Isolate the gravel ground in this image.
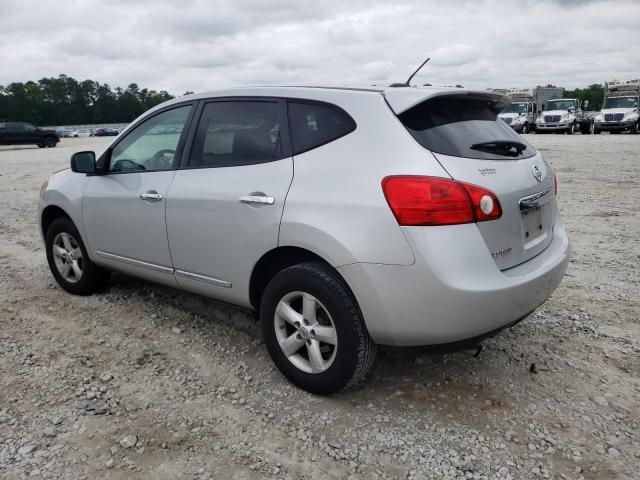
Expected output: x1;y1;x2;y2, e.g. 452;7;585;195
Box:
0;134;638;480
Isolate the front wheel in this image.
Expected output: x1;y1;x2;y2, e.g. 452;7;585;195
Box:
591;122;601;135
633;121;640;134
45;218;110;295
261;262;376;395
567;123;576;135
45;137;57;148
521;123;529;134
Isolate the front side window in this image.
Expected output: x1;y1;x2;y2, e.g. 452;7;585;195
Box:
23;123;37;131
189;101;282;168
289;101;356;155
108;105;191;173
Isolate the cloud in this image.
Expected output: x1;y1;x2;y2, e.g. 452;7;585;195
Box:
0;0;638;94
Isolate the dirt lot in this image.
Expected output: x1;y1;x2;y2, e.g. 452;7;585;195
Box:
0;134;638;480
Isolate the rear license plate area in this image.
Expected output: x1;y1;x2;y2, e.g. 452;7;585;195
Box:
521;206;544;241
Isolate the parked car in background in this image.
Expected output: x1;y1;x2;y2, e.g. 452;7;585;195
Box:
56;128;75;138
38;86;569;394
71;129;92;138
0;122;59;148
91;128;119;137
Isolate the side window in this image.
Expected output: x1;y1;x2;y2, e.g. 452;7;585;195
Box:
189;101;281;168
24;124;37;131
289;101;356;155
108;105;192;173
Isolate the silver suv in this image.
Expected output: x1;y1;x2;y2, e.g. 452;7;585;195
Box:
38;86;570;394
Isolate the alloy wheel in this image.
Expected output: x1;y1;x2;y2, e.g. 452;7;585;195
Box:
274;291;338;374
52;232;83;283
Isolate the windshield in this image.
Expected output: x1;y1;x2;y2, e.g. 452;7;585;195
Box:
501;103;528;114
603;96;638;109
545;100;576;111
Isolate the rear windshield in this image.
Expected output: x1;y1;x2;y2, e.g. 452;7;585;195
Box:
398;95;536;160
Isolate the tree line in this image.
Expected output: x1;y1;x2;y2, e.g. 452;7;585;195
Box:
0;74;610;126
563;84;605;111
0;74;176;126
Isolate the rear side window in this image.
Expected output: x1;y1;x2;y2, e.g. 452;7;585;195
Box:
189;101;282;168
398;95;536;160
289;101;356;155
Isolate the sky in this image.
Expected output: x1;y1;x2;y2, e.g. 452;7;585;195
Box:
1;0;639;95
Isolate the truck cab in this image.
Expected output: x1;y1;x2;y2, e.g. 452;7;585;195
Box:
535;98;591;134
592;79;640;134
498;101;535;134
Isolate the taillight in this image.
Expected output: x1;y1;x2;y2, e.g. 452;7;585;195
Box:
381;176;502;226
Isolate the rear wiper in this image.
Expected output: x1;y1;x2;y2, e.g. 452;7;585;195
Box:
471;140;526;156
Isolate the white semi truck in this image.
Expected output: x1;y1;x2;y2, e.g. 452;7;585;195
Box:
496;87;563;134
592;79;640;134
535;97;592;134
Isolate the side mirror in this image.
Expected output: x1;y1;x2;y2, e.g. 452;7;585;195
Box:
70;151;96;174
583;100;589;109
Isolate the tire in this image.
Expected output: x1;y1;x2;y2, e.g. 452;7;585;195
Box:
521;123;529;134
633;121;640;135
567;123;575;135
45;218;110;295
45;136;57;148
260;262;376;395
591;122;600;135
580;122;590;135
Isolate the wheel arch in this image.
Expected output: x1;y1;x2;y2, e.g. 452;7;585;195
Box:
41;205;73;237
250;246;341;311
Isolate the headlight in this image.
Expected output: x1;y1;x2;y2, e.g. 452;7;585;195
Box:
624;112;638;121
39;179;48;199
595;115;604;122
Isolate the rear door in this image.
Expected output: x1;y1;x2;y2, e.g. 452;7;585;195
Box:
393;92;555;270
5;123;26;144
165;98;293;306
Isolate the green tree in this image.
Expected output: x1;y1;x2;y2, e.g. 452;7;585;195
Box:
0;74;176;125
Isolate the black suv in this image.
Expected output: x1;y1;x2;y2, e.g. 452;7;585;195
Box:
0;122;60;148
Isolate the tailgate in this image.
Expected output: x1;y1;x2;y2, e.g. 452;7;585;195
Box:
433;152;555;270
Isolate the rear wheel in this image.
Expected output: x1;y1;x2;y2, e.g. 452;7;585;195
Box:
45;136;57;148
633;121;640;134
45;218;110;295
260;262;376;395
591;122;600;135
580;122;590;135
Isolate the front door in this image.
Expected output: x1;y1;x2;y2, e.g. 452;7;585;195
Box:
82;104;194;285
166;99;293;306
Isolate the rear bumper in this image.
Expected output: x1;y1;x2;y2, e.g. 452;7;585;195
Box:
338;215;570;347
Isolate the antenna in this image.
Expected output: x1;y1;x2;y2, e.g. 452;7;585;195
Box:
405;57;430;86
389;58;431;87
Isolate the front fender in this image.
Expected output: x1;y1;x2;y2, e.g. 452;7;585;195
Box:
39;169;89;248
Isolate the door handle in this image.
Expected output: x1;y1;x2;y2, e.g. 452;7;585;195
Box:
140;191;163;202
239;195;275;205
